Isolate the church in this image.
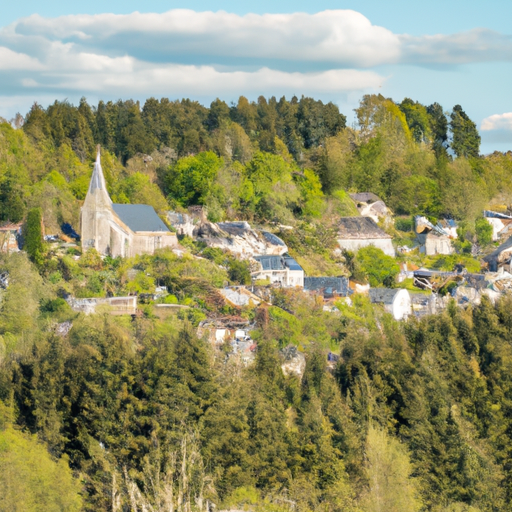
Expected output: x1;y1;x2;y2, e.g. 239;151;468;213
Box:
81;147;177;257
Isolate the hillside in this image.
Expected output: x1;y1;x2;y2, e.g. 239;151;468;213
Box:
1;94;512;511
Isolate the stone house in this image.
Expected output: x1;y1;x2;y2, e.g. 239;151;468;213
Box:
415;216;454;256
252;255;304;287
337;217;395;257
81;148;177;257
369;288;411;320
350;193;391;224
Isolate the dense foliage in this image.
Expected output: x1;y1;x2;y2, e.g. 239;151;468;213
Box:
1;92;512;510
2;247;512;510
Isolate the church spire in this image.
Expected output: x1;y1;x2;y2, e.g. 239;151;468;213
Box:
85;145;112;205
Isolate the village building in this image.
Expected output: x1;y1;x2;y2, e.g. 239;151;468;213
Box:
337;217;395;257
415;216;454;256
252;255;304;287
483;237;512;272
369;288;411;320
0;221;22;253
483;211;512;241
350;193;391;224
81;147;177;257
303;276;350;299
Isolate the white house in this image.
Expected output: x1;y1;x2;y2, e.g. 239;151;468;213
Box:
369;288;411;320
252;255;304;287
337;217;395;257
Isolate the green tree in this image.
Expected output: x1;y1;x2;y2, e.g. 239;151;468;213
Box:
449;105;480;159
475;217;493;246
24;208;45;265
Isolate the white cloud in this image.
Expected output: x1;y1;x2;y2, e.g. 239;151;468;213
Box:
7;10;401;68
400;29;512;65
25;62;384;96
481;113;512;131
0;46;42;70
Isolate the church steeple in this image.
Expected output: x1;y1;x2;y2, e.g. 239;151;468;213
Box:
85;145;112;206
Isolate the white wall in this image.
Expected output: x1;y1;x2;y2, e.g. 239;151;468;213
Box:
337;238;395;257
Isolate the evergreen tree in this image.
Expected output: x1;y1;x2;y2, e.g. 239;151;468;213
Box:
449;105;481;159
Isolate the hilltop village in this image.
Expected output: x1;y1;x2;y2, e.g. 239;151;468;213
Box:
4;95;512;511
4;146;512;365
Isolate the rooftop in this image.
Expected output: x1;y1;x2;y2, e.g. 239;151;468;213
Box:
254;255;303;272
304;277;350;296
338;217;391;239
112;204;170;233
369;288;401;304
350;192;381;203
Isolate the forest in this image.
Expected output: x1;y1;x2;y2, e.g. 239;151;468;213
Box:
1;93;512;511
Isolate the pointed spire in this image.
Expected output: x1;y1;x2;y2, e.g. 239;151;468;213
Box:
86;144;112;204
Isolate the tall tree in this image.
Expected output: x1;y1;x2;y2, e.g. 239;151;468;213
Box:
449;105;481;159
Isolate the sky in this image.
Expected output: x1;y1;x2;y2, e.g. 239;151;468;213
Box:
1;0;511;154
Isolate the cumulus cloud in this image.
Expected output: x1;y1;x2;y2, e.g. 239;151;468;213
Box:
0;46;42;70
5;10;401;68
0;8;511;117
481;113;512;131
20;61;384;96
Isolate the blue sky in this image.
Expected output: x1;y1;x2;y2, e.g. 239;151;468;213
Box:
1;0;511;154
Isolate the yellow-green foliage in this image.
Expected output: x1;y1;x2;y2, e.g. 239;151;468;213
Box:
0;403;82;512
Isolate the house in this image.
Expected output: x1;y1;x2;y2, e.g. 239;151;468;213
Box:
219;286;262;307
483;237;512;272
337;217;395;257
81;147;177;257
252;255;304;287
369;288;411;320
350;193;391;224
415;216;454;255
484;210;512;241
303;276;350;299
0;221;22;253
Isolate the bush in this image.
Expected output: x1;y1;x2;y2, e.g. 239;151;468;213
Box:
356;246;400;287
475;217;493;246
395;217;414;232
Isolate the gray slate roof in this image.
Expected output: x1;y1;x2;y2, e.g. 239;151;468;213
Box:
304;277;349;296
112;204;170;233
369;288;400;304
338;217;391;239
350;192;381;203
254;255;303;272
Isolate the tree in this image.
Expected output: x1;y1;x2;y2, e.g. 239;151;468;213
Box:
475;217;493;246
361;425;422;512
449;105;480;159
24;208;45;265
356;246;399;287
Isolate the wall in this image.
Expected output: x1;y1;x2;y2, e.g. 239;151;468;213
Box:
389;289;411;320
337;238;395;257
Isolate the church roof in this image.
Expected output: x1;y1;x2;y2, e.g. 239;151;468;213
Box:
112;204;170;233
